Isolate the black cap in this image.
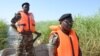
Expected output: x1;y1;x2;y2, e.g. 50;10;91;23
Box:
59;13;72;21
22;2;30;7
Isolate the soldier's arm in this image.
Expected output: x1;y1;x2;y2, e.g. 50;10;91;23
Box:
31;13;41;37
48;33;59;56
11;12;21;30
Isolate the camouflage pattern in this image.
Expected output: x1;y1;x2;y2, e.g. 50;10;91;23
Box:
16;34;35;56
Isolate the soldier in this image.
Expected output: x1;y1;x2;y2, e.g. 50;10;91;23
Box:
11;2;41;56
48;13;82;56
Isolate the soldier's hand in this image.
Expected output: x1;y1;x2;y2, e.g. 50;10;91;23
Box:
37;32;41;37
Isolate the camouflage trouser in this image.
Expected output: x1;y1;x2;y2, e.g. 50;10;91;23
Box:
16;34;35;56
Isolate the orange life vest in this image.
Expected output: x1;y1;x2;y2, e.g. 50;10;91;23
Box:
50;25;79;56
16;11;35;33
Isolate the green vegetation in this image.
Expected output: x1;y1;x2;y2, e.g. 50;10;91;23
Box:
36;21;59;43
73;14;100;56
0;20;8;50
0;13;100;56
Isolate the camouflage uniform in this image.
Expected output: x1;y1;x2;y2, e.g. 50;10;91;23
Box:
11;12;41;56
17;32;35;56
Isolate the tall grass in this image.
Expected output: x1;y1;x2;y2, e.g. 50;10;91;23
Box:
73;15;100;56
0;20;8;50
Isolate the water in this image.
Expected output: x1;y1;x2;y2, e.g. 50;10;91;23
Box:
7;26;21;48
0;26;20;56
